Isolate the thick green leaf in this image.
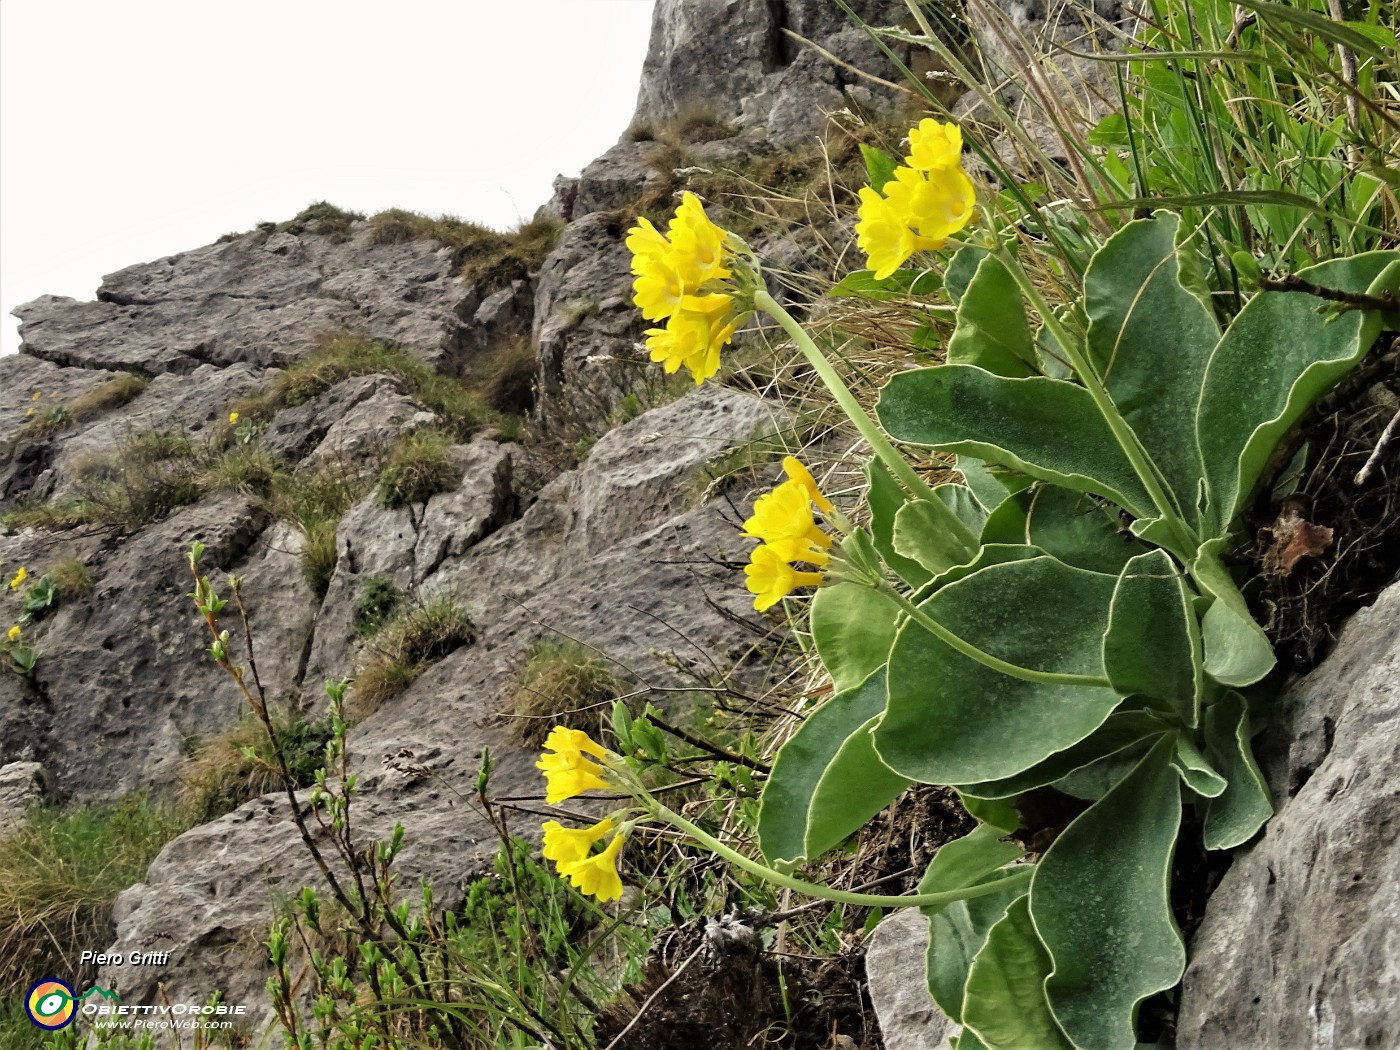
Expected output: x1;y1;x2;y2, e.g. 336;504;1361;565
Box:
1172;735;1227;798
867;460;934;588
959;793;1020;833
962;896;1074;1050
1202;691;1273;850
936;482;991;536
810;583;898;693
876;557;1122;784
954;710;1169;800
947;254;1038;378
921;826;1028;1023
1103;549;1203;725
877;365;1156;518
1085;214;1220;518
1197;251;1398;529
827;267;943;301
981;484;1148;575
912;544;1048;604
860;143;898;193
894;497;983;577
1031;734;1185;1050
757;669;910;870
1191;538;1275;688
945;245;988;305
956;456;1011;514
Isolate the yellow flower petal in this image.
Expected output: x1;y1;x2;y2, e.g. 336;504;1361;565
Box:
781;457;834;515
542;817;615;866
745;545;824;612
7;625;21;642
8;567;27;591
906;119;963;172
559;833;626;902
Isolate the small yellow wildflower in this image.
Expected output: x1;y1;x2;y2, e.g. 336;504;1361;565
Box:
228;411;239;425
856;119;976;279
30;391;41;401
25;408;34;417
9;567;27;591
644;293;737;385
542;816;616;866
746;545;826;612
7;625;20;643
742;481;833;565
536;726;614;804
779;456;834;515
905;118;963;172
558;833;626;902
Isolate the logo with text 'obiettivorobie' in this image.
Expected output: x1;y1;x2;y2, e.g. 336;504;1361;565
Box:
24;979;120;1030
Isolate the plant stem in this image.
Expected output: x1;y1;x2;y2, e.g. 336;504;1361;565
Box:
878;582;1113;688
990;247;1198;555
653;800;1031;909
753;289;979;557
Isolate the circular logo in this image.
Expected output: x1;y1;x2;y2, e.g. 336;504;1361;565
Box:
25;979;76;1030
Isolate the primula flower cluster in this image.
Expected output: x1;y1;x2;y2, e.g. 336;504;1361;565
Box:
743;458;835;611
536;727;629;902
856;119;976;280
627;192;742;385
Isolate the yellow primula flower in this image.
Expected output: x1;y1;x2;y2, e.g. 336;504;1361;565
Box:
7;625;20;643
856;186;936;282
780;456;835;515
645;293;737;385
536;726;615;804
8;567;27;591
228;411;239;425
627;192;733;324
558;833;626;902
906;118;963;172
30;391;41;401
881;165;976;246
745;545;825;611
542;816;616;866
627;218;688;321
669;192;731;286
742;480;833;565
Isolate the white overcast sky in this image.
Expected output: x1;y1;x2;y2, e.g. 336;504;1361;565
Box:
0;0;657;355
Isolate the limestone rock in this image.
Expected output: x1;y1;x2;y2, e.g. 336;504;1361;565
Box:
865;909;958;1050
0;760;46;838
1176;581;1400;1049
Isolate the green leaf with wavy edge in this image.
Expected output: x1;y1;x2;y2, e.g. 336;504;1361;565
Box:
1202;691;1273;850
1032;733;1185;1050
911;544;1048;606
810;582;899;694
867;460;934;589
945;245;988;305
1197;251;1398;531
920;825;1027;1023
958;793;1020;833
827;267;942;302
962;895;1074;1050
860;143;898;193
1191;538;1275;687
1173;735;1227;798
954;710;1169;800
1084;213;1220;524
981;484;1149;576
757;668;910;870
876;556;1122;785
956;456;1011;514
1103;549;1203;726
947;254;1039;378
877;365;1156;519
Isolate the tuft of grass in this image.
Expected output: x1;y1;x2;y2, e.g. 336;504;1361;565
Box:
476;336;538;416
263;458;370;600
376;427;458;508
509;640;624;748
366;208;563;290
64;431;202;531
255;329;498;440
2;500;93;532
353;593;474;712
354;575;405;638
202;442;284;495
177;712;335;825
48;557;94;601
277;200;365;240
0;795;188;999
12;373;147;441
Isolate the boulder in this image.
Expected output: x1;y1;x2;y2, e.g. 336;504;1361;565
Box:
1176;581;1400;1049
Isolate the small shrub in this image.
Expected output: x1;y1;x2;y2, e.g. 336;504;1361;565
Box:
0;795;187;998
278;201;365;239
177;712;335;825
69;431;202;532
353;593;474;711
376;428;457;508
509;640;624;748
354;575;404;638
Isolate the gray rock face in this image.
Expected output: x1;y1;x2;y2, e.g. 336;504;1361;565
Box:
1176;581;1400;1050
633;0;912;146
0;760;46;838
13;224;473;376
865;909;958;1050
